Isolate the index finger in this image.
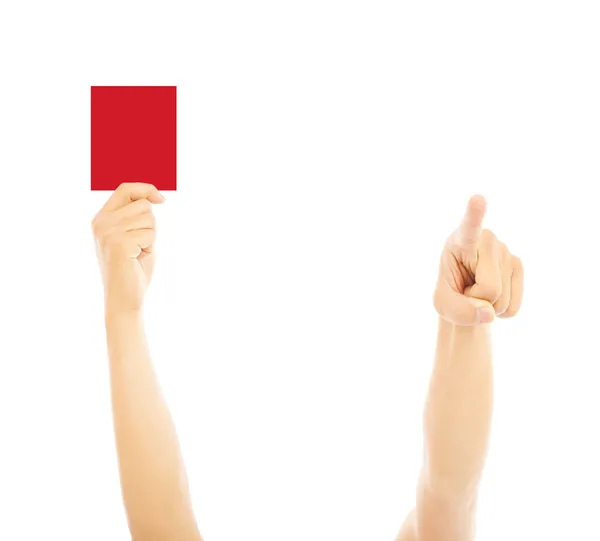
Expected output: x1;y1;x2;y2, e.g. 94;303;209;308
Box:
458;194;487;245
101;182;165;211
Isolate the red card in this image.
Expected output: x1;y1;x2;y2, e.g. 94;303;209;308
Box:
91;86;177;191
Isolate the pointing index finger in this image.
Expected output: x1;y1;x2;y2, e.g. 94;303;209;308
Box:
101;182;166;211
458;194;486;245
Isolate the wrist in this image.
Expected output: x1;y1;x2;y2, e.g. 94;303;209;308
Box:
104;305;146;356
104;287;144;315
438;316;492;349
104;302;144;324
439;315;492;333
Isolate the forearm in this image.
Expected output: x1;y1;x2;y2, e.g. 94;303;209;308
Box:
397;196;521;541
105;306;200;540
421;317;493;499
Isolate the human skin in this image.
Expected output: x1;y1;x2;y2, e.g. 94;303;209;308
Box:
92;183;203;541
92;185;522;540
396;195;524;541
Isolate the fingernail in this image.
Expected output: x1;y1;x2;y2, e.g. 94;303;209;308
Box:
478;308;495;324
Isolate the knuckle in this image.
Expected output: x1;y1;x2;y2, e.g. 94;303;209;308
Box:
480;281;502;302
512;255;523;271
480;229;496;242
141;199;153;212
494;299;510;315
479;229;499;250
91;215;105;239
491;283;503;301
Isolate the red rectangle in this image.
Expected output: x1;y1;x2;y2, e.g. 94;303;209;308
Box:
91;86;177;190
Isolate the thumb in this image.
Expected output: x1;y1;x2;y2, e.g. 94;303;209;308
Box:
434;285;496;326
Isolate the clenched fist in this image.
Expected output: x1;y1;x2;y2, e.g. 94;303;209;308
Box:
433;195;524;326
92;182;165;311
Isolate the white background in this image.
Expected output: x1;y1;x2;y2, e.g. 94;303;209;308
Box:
1;1;600;540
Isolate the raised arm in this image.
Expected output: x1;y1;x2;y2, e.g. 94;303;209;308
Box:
396;195;524;541
92;183;203;541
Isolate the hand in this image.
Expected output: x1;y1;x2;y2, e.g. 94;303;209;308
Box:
92;182;165;312
433;195;524;326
